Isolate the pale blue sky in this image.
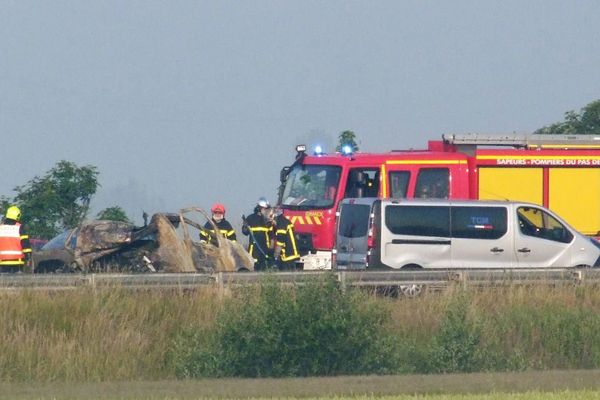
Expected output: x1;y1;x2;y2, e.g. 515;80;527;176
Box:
2;1;599;226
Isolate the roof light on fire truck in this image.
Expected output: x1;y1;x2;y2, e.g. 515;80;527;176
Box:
296;144;307;153
313;145;324;155
342;145;353;155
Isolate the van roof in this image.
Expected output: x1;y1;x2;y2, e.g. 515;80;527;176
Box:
340;197;541;208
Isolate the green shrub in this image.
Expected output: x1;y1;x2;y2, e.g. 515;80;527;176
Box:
424;292;484;373
170;274;400;377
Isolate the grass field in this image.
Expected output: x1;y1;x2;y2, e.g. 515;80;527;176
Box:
1;370;600;399
2;280;600;397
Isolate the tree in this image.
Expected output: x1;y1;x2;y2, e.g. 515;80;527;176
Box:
535;99;600;135
335;130;360;153
96;206;131;223
12;161;99;239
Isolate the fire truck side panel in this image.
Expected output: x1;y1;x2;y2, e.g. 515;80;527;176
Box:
478;167;544;205
383;156;469;199
549;168;600;236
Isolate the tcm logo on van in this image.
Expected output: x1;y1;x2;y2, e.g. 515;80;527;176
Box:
291;212;323;225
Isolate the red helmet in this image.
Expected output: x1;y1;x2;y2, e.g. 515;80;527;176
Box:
211;203;225;214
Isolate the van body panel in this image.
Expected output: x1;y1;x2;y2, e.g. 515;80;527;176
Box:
334;198;600;270
449;204;516;268
334;199;377;270
383;238;451;269
514;234;571;267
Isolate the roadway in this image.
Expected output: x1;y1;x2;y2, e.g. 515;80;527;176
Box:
1;268;599;292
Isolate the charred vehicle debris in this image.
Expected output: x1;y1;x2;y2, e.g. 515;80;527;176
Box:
32;208;254;274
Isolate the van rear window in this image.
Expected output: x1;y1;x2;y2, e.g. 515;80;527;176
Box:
385;206;450;237
339;204;371;238
451;206;507;239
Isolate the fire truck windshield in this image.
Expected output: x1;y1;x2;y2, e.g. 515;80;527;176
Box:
281;165;342;210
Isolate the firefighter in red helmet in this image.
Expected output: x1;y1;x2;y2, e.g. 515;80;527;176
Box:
200;203;237;246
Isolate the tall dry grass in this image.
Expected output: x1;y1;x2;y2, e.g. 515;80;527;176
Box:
385;284;600;372
1;281;600;382
0;287;220;382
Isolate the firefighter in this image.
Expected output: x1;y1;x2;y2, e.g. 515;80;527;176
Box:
242;197;274;271
273;206;299;270
200;203;237;246
0;206;32;273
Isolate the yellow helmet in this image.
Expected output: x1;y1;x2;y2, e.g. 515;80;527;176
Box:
6;206;21;221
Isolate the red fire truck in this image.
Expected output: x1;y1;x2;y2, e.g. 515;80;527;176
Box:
277;134;600;270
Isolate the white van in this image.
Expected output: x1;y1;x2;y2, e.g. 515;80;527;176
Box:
333;198;600;270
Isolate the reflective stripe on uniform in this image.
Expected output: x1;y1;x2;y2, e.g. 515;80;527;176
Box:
0;250;23;255
249;227;270;232
0;259;25;266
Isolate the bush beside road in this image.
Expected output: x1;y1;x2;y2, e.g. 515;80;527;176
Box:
2;278;600;382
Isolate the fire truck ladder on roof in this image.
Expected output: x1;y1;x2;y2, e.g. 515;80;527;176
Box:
442;133;600;150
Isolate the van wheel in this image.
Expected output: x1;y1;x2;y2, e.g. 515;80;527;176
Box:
400;264;424;297
572;264;592;269
401;264;423;270
399;284;423;297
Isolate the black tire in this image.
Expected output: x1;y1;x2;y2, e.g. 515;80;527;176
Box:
401;263;423;270
400;264;424;297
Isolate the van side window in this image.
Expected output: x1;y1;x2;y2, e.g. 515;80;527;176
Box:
344;169;380;198
389;171;410;198
385;206;450;237
517;207;574;243
415;168;449;199
339;204;371;238
451;206;507;239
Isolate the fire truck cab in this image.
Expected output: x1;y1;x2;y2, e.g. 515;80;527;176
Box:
277;134;600;270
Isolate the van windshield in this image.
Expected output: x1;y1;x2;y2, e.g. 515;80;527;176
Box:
281;165;342;210
338;204;371;238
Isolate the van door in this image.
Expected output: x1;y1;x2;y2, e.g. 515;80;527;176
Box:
515;206;574;268
380;204;451;269
335;200;373;270
450;205;516;268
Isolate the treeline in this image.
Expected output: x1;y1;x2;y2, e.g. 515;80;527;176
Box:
0;161;130;239
1;277;600;382
534;99;600;135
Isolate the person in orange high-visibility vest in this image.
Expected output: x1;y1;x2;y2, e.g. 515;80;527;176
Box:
0;206;32;273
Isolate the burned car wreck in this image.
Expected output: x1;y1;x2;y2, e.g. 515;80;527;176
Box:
33;208;254;273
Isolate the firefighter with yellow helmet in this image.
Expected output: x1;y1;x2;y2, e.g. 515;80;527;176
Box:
0;206;32;272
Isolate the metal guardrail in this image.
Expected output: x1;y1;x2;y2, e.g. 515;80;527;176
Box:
1;269;600;292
